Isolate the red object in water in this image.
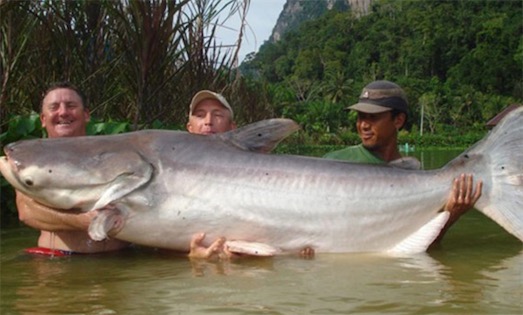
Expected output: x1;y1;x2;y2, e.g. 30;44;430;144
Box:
24;247;75;257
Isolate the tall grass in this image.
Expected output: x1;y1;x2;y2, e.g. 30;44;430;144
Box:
0;0;269;133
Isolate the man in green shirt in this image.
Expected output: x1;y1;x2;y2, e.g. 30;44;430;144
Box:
324;80;482;246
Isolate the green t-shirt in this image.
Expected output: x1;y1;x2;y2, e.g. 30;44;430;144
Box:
323;144;385;165
323;144;421;170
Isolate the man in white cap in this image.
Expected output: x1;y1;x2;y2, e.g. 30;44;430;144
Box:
185;91;319;258
185;90;238;258
324;80;483;247
186;90;236;135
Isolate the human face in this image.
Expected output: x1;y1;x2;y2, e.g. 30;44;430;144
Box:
356;111;404;151
40;88;90;138
186;99;236;135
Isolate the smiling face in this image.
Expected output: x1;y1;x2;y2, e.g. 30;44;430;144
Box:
356;111;405;155
40;88;90;138
186;99;236;135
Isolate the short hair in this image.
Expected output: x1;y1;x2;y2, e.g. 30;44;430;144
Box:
40;81;88;111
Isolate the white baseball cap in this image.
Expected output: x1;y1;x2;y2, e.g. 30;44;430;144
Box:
189;90;234;118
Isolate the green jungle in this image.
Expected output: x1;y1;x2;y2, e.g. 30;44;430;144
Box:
0;0;522;224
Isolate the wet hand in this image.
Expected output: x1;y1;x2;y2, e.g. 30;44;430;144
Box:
444;174;483;222
299;246;315;258
188;233;231;260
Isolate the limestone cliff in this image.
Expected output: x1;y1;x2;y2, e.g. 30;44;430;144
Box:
269;0;373;42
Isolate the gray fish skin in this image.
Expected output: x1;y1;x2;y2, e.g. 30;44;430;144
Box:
1;110;522;255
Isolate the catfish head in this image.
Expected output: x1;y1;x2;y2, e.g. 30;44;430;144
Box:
0;135;153;211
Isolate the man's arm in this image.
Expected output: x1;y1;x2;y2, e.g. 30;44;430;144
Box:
16;191;95;231
430;174;483;247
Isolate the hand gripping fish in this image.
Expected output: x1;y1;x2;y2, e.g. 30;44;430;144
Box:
1;107;522;255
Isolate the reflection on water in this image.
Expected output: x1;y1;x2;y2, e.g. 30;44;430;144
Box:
1;149;522;314
1;217;521;315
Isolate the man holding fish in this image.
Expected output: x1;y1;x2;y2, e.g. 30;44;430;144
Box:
16;82;130;256
323;80;482;246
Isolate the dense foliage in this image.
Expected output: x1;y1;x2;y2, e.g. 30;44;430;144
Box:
2;0;521;143
1;0;522;224
242;0;522;142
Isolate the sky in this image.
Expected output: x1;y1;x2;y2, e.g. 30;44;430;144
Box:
214;0;287;63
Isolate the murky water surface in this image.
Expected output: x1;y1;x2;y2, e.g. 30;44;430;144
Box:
1;149;522;314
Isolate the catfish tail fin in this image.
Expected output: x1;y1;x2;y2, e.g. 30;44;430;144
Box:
466;106;523;241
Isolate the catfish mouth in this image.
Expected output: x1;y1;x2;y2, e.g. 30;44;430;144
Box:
0;155;15;174
1;146;25;174
0;156;17;186
0;154;31;192
2;143;21;172
3;152;21;172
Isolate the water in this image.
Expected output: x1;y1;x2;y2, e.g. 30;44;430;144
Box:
1;149;522;315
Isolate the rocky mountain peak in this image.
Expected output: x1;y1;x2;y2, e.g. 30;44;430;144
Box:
270;0;373;42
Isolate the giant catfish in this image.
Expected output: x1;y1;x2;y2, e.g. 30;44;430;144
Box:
1;107;522;255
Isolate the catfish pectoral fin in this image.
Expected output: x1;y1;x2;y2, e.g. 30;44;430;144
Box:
88;206;125;241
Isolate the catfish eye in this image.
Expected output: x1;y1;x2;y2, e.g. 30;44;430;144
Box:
25;179;34;186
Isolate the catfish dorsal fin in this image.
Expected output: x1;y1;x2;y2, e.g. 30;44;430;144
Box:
218;118;300;153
